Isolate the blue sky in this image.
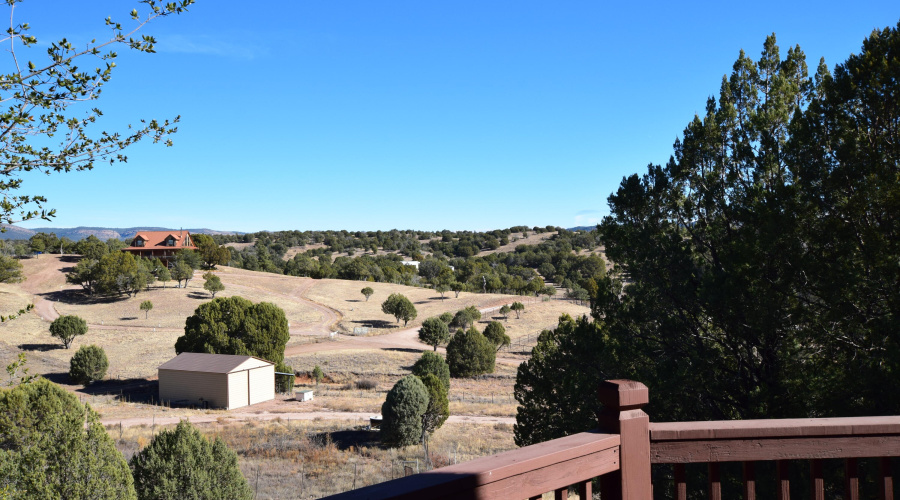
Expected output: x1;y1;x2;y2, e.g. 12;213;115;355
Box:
12;1;899;232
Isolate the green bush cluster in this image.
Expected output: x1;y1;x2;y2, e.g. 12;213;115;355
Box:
446;326;496;378
380;375;428;447
130;421;252;500
69;345;109;385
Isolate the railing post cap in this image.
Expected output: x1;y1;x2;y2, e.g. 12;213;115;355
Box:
598;379;649;410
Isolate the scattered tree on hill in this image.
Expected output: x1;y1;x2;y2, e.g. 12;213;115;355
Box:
69;345;109;385
96;252;139;296
446;327;496;378
510;302;525;319
566;285;589;305
439;311;454;324
418;317;450;351
75;236;109;261
158;267;172;288
130;420;252;500
193;234;232;269
418;260;446;281
66;255;160;297
419;374;449;429
452;305;481;329
50;315;88;349
175;297;290;364
361;286;374;301
381;293;417;326
527;277;546;296
499;304;511;321
418;372;449;464
411;351;450;390
381;375;429;448
435;284;450;300
0;378;137;498
171;261;193;288
203;272;224;298
312;365;324;387
483;321;510;351
450;281;466;298
0;255;24;283
66;259;99;295
175;249;202;272
140;300;153;319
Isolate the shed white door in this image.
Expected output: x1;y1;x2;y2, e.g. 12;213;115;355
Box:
248;365;275;405
227;371;250;409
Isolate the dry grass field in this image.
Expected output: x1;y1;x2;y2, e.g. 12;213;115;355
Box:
110;418;524;499
0;253;593;497
305;278;533;333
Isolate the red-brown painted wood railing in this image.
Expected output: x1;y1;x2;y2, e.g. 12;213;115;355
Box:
325;380;900;499
650;416;900;499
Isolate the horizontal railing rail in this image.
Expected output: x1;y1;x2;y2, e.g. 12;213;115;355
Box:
326;431;620;499
650;416;900;463
649;416;900;500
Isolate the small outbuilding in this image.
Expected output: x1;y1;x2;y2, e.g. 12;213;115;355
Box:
296;390;314;402
158;352;275;410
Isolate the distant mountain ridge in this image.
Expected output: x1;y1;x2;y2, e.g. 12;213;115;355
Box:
0;225;243;241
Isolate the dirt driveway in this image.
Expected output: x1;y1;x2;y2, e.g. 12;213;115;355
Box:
101;411;514;429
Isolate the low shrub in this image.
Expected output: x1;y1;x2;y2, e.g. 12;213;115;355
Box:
355;379;377;390
69;344;109;384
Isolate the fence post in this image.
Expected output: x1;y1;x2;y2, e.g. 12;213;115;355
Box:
597;379;651;500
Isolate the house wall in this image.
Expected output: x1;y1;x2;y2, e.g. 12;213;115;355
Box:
248;365;275;405
158;370;228;408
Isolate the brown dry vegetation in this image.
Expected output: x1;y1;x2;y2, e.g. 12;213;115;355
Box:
110;418;519;499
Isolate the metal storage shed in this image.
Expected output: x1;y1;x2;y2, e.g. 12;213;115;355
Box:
158;352;275;410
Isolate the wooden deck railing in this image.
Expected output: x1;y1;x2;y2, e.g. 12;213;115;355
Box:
326;380;900;499
651;417;900;499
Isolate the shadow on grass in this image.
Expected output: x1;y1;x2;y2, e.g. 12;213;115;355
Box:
414;297;447;304
18;343;64;352
120;316;139;321
187;292;211;300
382;347;425;355
349;319;395;329
78;377;160;402
39;289;129;305
345;299;362;303
321;429;383;451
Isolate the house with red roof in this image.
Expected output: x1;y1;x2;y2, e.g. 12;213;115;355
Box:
122;230;197;266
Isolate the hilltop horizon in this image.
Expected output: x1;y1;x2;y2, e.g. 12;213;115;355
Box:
0;223;597;241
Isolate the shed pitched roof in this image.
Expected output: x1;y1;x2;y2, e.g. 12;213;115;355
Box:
158;352;273;374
